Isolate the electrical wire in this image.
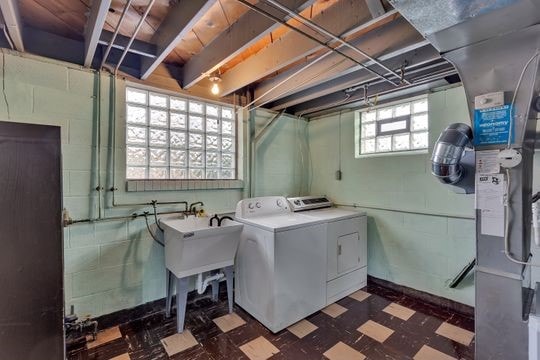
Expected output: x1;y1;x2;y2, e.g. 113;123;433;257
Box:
507;50;540;149
144;212;164;247
151;201;164;231
338;110;342;175
503;168;540;267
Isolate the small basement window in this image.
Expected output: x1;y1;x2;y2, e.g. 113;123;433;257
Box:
356;96;429;157
125;86;237;180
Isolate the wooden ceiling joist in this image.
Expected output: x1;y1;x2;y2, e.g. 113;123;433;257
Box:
268;42;438;110
84;0;112;67
253;9;402;104
0;0;25;51
181;0;317;90
217;0;371;96
140;0;217;80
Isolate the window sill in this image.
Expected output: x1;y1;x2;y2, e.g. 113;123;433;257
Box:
126;179;244;192
355;149;428;159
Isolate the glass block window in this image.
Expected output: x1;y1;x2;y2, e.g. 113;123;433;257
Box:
358;96;428;155
126;87;236;180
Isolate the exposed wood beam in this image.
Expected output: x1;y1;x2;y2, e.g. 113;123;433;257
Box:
218;0;371;96
254;12;406;104
365;0;385;18
24;26;84;65
182;0;316;89
84;0;112;67
0;0;24;51
268;43;438;110
99;30;157;58
140;0;217;80
290;62;456;115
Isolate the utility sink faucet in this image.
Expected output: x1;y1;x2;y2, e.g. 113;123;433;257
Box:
188;202;204;214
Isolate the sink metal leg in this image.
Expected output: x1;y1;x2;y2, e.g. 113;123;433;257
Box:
210;271;219;302
223;266;234;314
165;269;174;318
176;276;190;333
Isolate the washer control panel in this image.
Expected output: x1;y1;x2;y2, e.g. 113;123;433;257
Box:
236;196;290;218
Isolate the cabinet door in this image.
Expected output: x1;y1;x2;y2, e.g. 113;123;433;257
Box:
337;233;360;274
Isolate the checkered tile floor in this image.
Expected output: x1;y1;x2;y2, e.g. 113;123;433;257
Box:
68;282;475;359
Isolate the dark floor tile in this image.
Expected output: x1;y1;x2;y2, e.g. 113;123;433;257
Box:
129;344;169;360
68;280;475;360
201;333;248;360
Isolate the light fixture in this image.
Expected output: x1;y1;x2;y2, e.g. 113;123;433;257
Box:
209;74;221;95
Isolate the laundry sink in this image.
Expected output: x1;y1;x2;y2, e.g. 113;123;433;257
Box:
160;217;243;279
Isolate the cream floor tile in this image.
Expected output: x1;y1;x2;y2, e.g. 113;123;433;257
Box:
435;322;475;346
110;354;131;360
357;320;394;343
239;336;280;360
287;319;318;339
349;290;371;302
414;345;457;360
86;326;122;349
323;341;366;360
160;331;199;357
383;302;416;321
213;312;247;333
322;303;348;318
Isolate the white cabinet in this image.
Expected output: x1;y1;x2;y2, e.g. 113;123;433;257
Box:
325;215;367;304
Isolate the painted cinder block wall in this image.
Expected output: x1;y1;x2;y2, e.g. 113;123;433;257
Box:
0;50;306;317
308;85;477;306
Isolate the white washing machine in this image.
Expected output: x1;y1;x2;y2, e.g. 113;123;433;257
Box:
288;196;368;304
234;196;327;333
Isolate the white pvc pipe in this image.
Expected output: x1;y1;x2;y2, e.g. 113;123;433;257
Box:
196;272;225;295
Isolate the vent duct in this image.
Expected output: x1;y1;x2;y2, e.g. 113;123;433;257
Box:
431;123;474;193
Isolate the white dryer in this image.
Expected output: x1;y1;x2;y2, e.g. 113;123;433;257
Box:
234;196;327;333
288;196;368;305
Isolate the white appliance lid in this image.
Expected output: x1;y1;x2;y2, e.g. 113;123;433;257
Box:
300;207;366;221
235;213;324;232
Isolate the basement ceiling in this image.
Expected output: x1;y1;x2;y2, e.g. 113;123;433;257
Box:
2;0;458;116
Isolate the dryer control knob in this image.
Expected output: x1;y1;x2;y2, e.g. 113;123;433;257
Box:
276;199;284;207
256;202;262;208
248;203;254;209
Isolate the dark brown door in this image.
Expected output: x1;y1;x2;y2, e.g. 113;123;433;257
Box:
0;121;64;359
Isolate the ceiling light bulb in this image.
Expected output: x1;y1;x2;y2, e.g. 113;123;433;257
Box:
211;82;220;95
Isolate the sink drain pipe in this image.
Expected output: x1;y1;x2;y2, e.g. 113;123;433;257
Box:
196;272;225;295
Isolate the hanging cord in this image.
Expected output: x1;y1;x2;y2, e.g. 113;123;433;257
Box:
144;212;164;246
507;50;540;149
338;110;342;174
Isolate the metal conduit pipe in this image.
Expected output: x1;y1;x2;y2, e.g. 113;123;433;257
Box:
303;68;457;115
262;0;410;85
114;0;157;74
235;0;397;87
100;0;134;69
431;123;473;185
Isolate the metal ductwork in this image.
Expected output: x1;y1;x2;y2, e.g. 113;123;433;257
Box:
389;1;540;359
431;123;473;188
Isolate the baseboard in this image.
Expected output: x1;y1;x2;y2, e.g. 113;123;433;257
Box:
91;276;474;331
367;275;474;317
92;287;223;330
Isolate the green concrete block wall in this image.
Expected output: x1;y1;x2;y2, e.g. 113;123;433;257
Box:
0;50;305;318
307;85;476;306
252;109;309;197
